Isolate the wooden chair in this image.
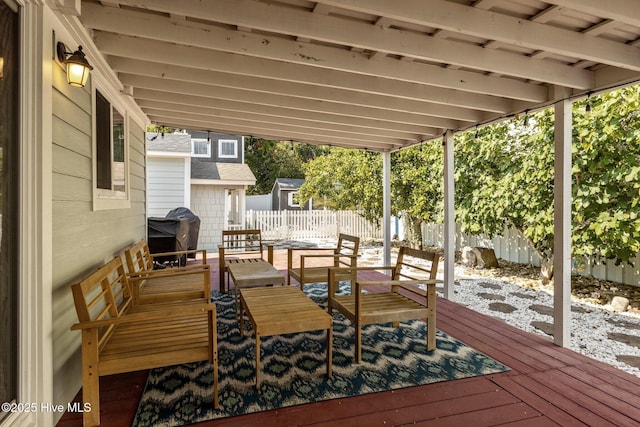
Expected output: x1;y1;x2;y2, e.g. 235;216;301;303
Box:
218;229;274;293
328;246;441;363
124;240;210;304
287;233;360;292
70;256;218;427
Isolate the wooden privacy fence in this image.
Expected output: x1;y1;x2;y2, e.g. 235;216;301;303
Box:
246;210;383;241
422;222;640;287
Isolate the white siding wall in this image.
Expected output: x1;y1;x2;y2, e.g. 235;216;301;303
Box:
50;63;147;410
147;156;188;217
190;185;226;250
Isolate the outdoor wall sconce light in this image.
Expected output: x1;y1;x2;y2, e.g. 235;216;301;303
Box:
56;42;93;87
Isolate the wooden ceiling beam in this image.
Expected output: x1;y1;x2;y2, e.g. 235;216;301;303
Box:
95;32;517;112
313;0;640;71
83;3;550;101
109;57;483;122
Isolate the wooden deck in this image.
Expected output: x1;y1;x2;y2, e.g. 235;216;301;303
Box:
57;249;640;427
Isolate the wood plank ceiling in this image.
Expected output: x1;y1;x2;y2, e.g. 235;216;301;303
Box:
78;0;640;152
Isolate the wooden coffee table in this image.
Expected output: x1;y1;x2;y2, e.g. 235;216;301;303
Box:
239;286;333;388
227;258;285;315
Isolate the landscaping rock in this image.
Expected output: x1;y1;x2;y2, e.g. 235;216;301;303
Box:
608;332;640;348
461;246;477;267
606;319;640;331
511;292;537;300
478;281;502;290
473;247;498;269
611;296;630;312
616;355;640;369
488;302;518;313
461;247;498;269
529;304;554;317
531;321;554;336
477;292;505;301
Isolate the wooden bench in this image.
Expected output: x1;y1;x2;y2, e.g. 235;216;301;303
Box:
287;233;360;292
70;256;218;427
328;246;441;363
124;240;210;304
218;229;274;293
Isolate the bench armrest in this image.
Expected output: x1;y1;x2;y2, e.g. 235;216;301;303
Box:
71;302;215;331
356;279;443;296
299;253;357;269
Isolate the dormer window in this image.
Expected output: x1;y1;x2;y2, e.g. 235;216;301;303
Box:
218;139;238;159
192;138;210;158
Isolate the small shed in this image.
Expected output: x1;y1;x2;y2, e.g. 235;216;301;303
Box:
271;178;310;211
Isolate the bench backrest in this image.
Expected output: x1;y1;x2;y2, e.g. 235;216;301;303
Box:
124;240;155;274
220;229;264;257
334;233;360;268
392;246;440;281
71;256;132;351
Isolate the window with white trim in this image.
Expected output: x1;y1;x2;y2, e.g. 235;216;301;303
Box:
192;138;210;158
218;139;238;159
93;89;129;210
288;192;300;207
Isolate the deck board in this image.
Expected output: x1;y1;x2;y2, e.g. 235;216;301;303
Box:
57;249;640;427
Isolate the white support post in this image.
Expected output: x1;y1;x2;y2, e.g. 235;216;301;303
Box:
553;96;573;347
239;188;246;228
382;151;392;268
443;130;455;300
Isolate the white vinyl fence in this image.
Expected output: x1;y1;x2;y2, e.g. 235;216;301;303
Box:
246;210;383;241
422;223;640;287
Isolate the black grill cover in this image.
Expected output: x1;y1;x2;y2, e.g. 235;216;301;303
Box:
147;217;190;265
166;207;201;257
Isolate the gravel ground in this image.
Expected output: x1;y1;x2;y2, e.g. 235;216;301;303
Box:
451;270;640;378
281;239;640;378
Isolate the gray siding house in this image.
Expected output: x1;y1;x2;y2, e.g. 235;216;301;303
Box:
146;131;256;250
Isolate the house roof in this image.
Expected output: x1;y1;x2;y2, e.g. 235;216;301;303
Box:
75;0;640;152
191;160;256;185
146;133;191;153
274;178;305;191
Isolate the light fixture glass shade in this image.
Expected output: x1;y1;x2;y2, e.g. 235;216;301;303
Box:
67;61;91;87
57;43;93;87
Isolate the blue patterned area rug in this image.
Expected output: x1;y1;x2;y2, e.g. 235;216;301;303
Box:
132;284;509;427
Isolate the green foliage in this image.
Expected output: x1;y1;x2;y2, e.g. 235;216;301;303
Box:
456;84;640;267
244;138;328;195
571;86;640;264
455;111;556;260
298;143;444;244
391;142;444;245
297;148;382;224
269;85;640;267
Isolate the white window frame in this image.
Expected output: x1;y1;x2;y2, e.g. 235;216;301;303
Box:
92;83;130;211
288;191;300;207
191;138;211;158
218;139;238;159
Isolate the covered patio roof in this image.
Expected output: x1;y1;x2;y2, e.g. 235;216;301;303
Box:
56;0;640;348
69;0;640;152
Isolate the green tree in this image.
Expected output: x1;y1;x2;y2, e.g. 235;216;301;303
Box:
297;148;383;224
298;144;444;247
391;142;444;246
571;87;640;264
455;84;640;280
244;138;327;195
